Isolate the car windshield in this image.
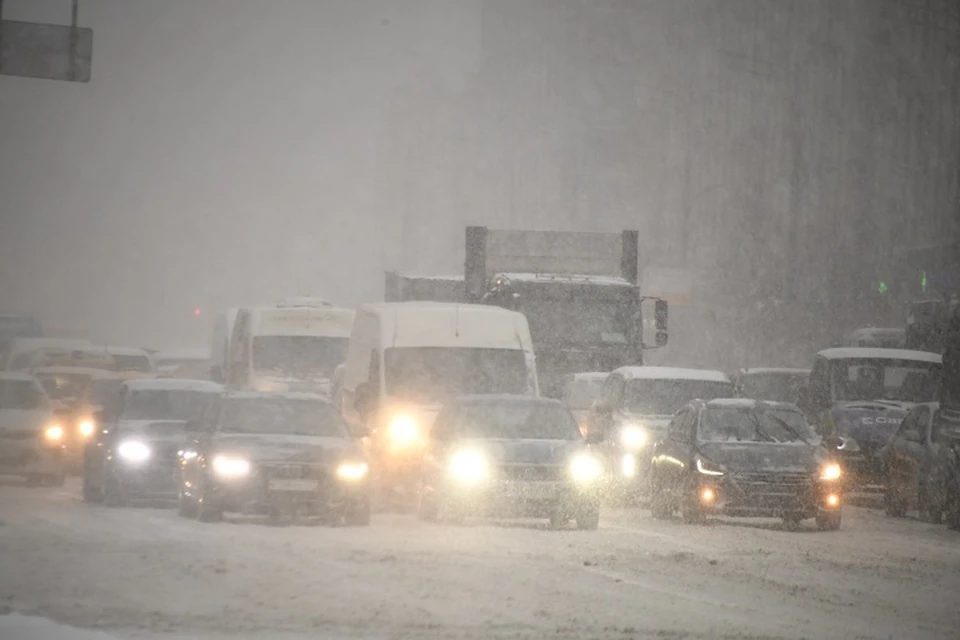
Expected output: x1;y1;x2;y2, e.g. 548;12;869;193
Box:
110;354;152;372
738;372;808;403
122;389;215;421
35;372;92;403
220;398;347;437
384;347;529;403
626;379;734;414
455;402;581;440
86;379;124;408
252;336;348;378
830;358;941;403
0;380;48;411
700;407;813;443
563;378;606;410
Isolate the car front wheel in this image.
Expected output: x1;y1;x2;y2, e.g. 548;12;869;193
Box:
575;503;600;530
816;510;842;531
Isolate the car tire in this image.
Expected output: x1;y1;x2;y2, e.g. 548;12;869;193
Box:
24;473;43;487
649;473;673;520
918;483;943;524
884;484;907;517
575;504;600;531
178;490;198;519
344;499;372;527
782;515;802;532
44;473;65;487
82;476;103;503
103;478;126;508
816;510;842;531
548;509;569;530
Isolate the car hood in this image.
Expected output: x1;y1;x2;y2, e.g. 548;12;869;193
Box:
0;409;52;434
117;420;190;446
212;433;353;465
457;438;585;465
698;442;824;474
252;374;332;398
830;401;912;449
620;412;673;432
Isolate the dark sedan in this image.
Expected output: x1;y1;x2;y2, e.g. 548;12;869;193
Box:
417;395;606;529
650;399;843;530
178;391;371;525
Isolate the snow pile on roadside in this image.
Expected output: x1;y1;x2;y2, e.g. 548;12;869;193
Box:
0;613;125;639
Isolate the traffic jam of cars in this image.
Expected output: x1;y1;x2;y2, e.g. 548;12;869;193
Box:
2;272;957;536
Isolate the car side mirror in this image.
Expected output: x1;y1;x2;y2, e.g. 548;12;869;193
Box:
584;430;605;445
823;436;843;450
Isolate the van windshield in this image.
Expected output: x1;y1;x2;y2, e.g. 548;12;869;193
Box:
829;358;941;403
384;347;528;403
253;336;349;378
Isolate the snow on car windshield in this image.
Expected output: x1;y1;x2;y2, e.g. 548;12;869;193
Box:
626;379;734;415
738;373;807;403
253;336;348;378
701;408;812;443
456;402;581;440
221;398;347;437
385;347;527;403
830;359;941;403
35;372;92;402
0;380;47;411
122;389;214;421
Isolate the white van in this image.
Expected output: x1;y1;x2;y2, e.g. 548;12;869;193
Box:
226;305;355;396
339;302;538;501
1;338;92;371
210;308;239;384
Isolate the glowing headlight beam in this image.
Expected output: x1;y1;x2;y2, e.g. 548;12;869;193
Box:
619;425;648;451
336;460;369;481
117;440;151;463
211;455;251;478
78;419;96;438
387;414;420;446
570;452;604;484
448;448;489;486
820;463;842;481
44;424;64;442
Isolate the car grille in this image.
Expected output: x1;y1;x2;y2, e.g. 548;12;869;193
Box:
731;472;812;500
152;443;182;464
499;464;566;482
261;463;328;482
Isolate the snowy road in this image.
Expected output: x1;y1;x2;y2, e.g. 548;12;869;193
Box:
1;479;958;640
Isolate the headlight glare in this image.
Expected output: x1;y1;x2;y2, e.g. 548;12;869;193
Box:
619;425;648;451
117;440;151;463
448;448;489;486
78;419;96;438
820;462;842;481
387;414;420;447
44;424;64;442
570;452;604;484
211;454;251;478
336;460;369;481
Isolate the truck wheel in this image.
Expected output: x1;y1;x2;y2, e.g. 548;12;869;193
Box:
344;499;372;527
816;510;842;531
575;504;600;531
82;476;103;504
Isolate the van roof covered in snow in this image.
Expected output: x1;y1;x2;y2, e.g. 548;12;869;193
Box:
613;366;731;383
817;347;942;363
360;301;533;350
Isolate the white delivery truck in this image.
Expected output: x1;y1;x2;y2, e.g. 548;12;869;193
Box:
338;301;538;507
226;305;355;397
210;308;239;384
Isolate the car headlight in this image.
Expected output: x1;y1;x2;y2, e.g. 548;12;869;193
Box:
211;454;251;478
78;419;96;438
178;449;198;461
117;440;151;463
448;448;490;486
619;425;648;451
44;424;64;442
387;414;420;448
820;462;842;481
569;452;604;484
336;460;370;481
696;457;724;476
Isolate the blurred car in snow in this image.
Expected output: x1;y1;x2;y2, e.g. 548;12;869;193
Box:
0;373;69;486
154;348;211;379
178;390;371;525
731;367;810;404
561;371;608;436
585;366;735;502
82;378;222;505
650;399;843;530
417;395;605;529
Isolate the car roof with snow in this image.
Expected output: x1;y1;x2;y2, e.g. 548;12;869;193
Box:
156;348;211;360
738;367;810;375
494;272;633;287
613;366;731;383
817;347;942;363
452;394;566;407
222;390;329;402
0;371;37;382
360;301;532;350
122;378;222;392
80;345;152;357
704;398;803;411
30;366;106;377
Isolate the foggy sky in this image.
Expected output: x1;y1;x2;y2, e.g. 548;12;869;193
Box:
0;0;480;348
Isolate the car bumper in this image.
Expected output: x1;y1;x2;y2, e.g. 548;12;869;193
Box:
440;480;600;518
113;462;181;500
0;439;65;477
695;476;843;519
209;474;370;516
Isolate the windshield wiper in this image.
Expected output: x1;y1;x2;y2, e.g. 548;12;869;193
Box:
743;412;778;443
761;413;811;445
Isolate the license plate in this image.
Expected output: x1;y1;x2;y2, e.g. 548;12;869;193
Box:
504;482;557;500
268;478;319;492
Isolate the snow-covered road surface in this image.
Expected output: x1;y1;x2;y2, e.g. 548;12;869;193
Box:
1;478;958;639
